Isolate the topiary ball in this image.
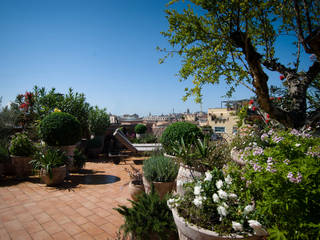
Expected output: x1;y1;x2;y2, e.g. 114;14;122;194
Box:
40;112;81;146
160;122;203;155
135;124;147;134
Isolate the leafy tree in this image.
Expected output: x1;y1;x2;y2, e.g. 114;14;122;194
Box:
160;0;320;128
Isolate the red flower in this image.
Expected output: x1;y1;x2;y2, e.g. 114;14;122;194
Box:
266;114;270;119
280;75;285;80
249;99;254;105
270;97;275;101
252;106;257;111
19;103;28;110
277;97;281;101
266;119;270;123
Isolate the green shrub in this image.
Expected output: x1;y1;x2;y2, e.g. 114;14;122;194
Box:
135;124;147;134
39;112;81;146
143;155;179;182
161;122;203;155
88;106;110;135
114;188;178;240
0;145;9;162
30;147;67;179
9;132;35;156
73;149;86;169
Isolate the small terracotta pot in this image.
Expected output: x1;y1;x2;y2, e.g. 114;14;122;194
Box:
143;176;175;199
129;180;145;201
40;165;66;186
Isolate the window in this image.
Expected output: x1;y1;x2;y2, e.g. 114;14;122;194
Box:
232;127;238;134
214;127;225;133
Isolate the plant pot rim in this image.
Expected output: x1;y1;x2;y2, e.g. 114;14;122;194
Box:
169;205;268;239
143;176;176;184
10;155;32;158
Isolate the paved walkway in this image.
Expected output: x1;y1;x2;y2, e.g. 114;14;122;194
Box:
0;156;145;240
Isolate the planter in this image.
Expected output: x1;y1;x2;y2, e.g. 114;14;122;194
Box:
143;176;175;199
170;207;267;240
40;165;66;186
176;163;205;195
11;156;33;179
129;180;145;201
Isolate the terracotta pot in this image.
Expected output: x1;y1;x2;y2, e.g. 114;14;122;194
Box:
129;180;145;201
176;163;205;195
170;207;267;240
11;156;33;179
40;165;66;186
143;176;175;199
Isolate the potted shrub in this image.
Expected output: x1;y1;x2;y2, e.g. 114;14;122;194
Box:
168;167;268;240
134;124;147;139
125;165;144;201
69;149;86;172
88;106;110;154
9;132;35;179
30;147;67;186
142;155;179;199
114;188;178;240
0;145;9;178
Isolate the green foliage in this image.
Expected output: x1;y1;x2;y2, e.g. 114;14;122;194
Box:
239;128;320;239
9;132;35;157
114;188;177;240
30;147;67;179
143;155;179;182
40;112;81;146
88;106;110;135
134;124;147;134
131;133;158;144
73;149;86;169
0;144;9;162
160;122;203;155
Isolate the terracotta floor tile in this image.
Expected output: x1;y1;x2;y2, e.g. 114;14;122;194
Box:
0;210;17;222
80;222;104;236
41;221;63;235
58;206;77;216
51;214;71;225
94;232;115;240
9;229;32;240
23;220;44;234
50;231;71;240
92;208;112;218
33;212;51;224
31;230;53;240
76;207;93;217
87;214;109;226
69;214;88;225
100;222;119;237
0;228;10;239
73;231;95;240
16;212;35;223
61;221;83;236
3;219;24;232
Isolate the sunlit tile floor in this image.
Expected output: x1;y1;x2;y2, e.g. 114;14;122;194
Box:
0;156;145;240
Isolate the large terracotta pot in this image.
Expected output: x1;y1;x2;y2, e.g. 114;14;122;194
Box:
40;165;66;186
170;207;267;240
129;180;145;201
143;176;175;199
11;156;33;179
176;163;205;195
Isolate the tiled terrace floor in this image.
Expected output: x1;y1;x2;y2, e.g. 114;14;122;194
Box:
0;156;146;240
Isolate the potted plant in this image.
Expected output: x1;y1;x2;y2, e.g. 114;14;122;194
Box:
114;188;178;240
142;155;179;199
30;147;67;186
168;167;268;240
134;124;147;139
9;132;35;179
0;144;9;178
69;149;86;172
125;165;144;201
88;106;110;154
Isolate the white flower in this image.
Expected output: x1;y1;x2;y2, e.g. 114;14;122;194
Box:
204;171;213;181
244;205;254;215
228;193;237;199
193;196;205;207
295;143;301;147
168;198;175;205
212;193;220;203
217;205;228;217
248;220;261;229
218;189;228;200
222;202;229;209
216;180;224;189
232;221;243;231
225;175;232;185
194;185;201;195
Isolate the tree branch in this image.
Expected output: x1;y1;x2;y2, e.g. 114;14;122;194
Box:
306;61;320;85
302;0;312;35
263;59;296;75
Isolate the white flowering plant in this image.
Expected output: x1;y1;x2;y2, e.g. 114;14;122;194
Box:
234;127;320;239
168;167;267;237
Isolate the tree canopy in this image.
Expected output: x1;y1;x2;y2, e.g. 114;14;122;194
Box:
160;0;320;128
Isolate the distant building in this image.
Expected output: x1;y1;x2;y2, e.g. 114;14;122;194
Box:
109;115;119;124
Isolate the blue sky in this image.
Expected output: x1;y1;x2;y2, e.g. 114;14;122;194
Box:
0;0;312;116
